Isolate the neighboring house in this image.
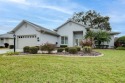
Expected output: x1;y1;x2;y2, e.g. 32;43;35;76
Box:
0;20;120;49
0;33;14;47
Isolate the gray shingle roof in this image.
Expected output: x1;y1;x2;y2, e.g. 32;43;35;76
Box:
54;20;86;31
0;33;13;38
11;20;59;36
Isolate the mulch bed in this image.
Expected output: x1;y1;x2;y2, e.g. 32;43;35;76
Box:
56;51;102;56
17;51;102;57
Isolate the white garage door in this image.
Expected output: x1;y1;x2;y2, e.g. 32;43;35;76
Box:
17;35;37;49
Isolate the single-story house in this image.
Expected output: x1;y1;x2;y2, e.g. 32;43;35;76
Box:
0;33;14;47
0;20;120;49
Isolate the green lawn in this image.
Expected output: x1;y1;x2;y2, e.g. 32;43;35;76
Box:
0;49;125;83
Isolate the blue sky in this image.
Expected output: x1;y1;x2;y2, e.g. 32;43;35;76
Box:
0;0;125;36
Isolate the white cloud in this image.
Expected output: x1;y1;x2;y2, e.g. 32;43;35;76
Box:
6;0;28;5
37;5;72;15
0;0;73;14
0;19;20;23
36;16;63;23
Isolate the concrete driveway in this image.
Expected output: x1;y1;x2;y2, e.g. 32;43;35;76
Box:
0;49;23;54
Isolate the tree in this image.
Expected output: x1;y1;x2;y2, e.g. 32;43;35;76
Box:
71;10;111;31
84;30;96;47
95;31;111;46
114;36;125;48
84;30;111;48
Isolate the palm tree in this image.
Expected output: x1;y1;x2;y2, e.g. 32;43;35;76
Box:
95;31;111;47
84;30;96;47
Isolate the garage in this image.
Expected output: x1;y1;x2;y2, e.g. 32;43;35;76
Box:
17;35;37;49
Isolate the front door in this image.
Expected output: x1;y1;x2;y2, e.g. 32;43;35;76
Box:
75;39;82;46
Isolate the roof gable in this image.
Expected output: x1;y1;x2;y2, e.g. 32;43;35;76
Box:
54;20;86;31
11;20;59;36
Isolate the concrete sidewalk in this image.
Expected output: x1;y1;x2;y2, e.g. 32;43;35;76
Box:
0;49;23;54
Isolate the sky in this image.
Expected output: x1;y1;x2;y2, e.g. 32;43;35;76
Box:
0;0;125;37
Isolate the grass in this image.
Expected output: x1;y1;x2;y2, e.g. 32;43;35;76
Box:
0;49;125;83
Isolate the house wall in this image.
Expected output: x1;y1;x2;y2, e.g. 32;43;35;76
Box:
0;38;13;46
56;22;86;47
102;35;114;48
8;39;14;45
14;23;58;48
15;23;41;48
40;33;58;45
108;35;114;48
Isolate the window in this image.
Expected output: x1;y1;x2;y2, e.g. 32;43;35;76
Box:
61;36;68;44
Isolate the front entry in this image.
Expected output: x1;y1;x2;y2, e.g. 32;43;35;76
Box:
73;31;83;46
75;38;82;46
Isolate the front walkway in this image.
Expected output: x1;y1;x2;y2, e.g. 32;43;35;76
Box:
0;49;23;54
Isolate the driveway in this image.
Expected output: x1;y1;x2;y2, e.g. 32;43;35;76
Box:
0;49;23;54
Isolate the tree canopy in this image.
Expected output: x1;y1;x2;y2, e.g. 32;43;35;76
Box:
71;10;111;31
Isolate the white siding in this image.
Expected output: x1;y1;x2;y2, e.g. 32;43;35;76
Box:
56;22;86;47
15;23;58;48
8;39;13;45
108;35;114;48
15;23;41;48
40;33;58;45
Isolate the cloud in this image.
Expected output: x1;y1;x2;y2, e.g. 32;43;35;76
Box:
37;5;72;15
36;16;63;23
6;0;29;5
0;19;20;24
0;0;73;14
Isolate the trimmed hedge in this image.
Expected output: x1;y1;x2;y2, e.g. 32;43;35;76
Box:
75;47;81;51
116;47;125;50
0;46;4;48
35;46;40;50
60;45;67;48
83;46;92;53
65;47;69;52
68;47;77;54
57;48;64;52
23;46;30;53
29;47;38;54
9;45;14;49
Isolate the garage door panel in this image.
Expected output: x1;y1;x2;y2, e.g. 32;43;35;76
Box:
17;35;37;49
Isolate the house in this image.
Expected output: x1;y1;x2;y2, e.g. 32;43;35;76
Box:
0;33;14;47
0;20;120;49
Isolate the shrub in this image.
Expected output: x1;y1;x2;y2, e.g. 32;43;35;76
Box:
68;47;77;54
80;39;92;47
9;45;14;49
83;46;92;53
0;46;4;48
23;46;30;53
5;51;19;56
4;43;9;48
40;43;56;54
35;46;40;50
116;47;125;50
57;48;64;52
115;36;125;48
65;47;69;52
29;47;38;54
60;45;67;48
75;47;81;51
